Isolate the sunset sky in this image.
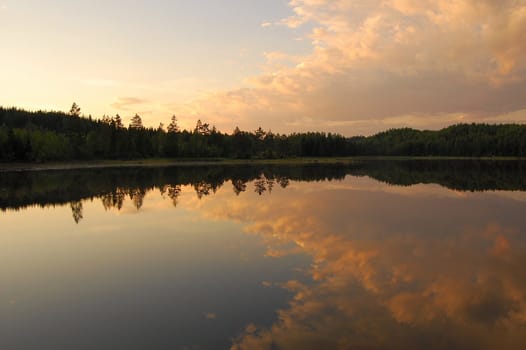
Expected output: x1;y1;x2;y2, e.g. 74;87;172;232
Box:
1;0;525;135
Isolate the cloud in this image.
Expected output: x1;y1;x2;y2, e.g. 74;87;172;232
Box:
174;0;526;135
111;97;150;111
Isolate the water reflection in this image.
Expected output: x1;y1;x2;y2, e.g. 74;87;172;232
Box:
1;160;526;349
216;182;526;349
2;160;526;224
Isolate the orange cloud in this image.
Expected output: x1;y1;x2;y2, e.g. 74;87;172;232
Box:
172;0;526;135
111;97;150;111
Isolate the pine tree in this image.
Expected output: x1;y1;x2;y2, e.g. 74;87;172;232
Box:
130;114;143;129
167;115;180;133
194;119;203;134
69;102;81;117
114;114;123;129
255;126;266;140
101;115;112;124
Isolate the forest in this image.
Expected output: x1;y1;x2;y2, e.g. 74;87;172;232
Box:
1;105;526;162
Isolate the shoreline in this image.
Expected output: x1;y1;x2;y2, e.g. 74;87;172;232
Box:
1;156;525;172
0;158;345;172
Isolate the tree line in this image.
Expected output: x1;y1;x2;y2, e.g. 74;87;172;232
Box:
1;104;526;161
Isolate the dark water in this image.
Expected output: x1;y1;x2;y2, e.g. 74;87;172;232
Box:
1;160;526;349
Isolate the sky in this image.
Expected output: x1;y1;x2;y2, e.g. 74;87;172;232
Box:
1;0;525;135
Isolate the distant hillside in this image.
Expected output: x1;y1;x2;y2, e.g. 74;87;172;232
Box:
351;124;526;156
1;106;525;161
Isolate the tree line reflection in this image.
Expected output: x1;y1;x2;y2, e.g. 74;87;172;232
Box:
89;172;290;223
1;160;526;223
71;173;289;223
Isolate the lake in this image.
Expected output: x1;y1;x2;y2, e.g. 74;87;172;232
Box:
1;160;526;349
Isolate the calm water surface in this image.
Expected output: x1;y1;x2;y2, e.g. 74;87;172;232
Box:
1;161;526;349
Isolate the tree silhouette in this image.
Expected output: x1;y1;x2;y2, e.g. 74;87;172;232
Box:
167;115;180;133
69;102;81;117
129;114;143;129
101;114;112;124
266;178;275;193
70;201;83;223
128;188;146;209
194;181;214;199
255;127;266;140
277;177;290;189
101;189;125;211
254;175;267;195
194;119;203;134
164;184;182;207
232;179;247;195
194;119;211;135
114;114;123;129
